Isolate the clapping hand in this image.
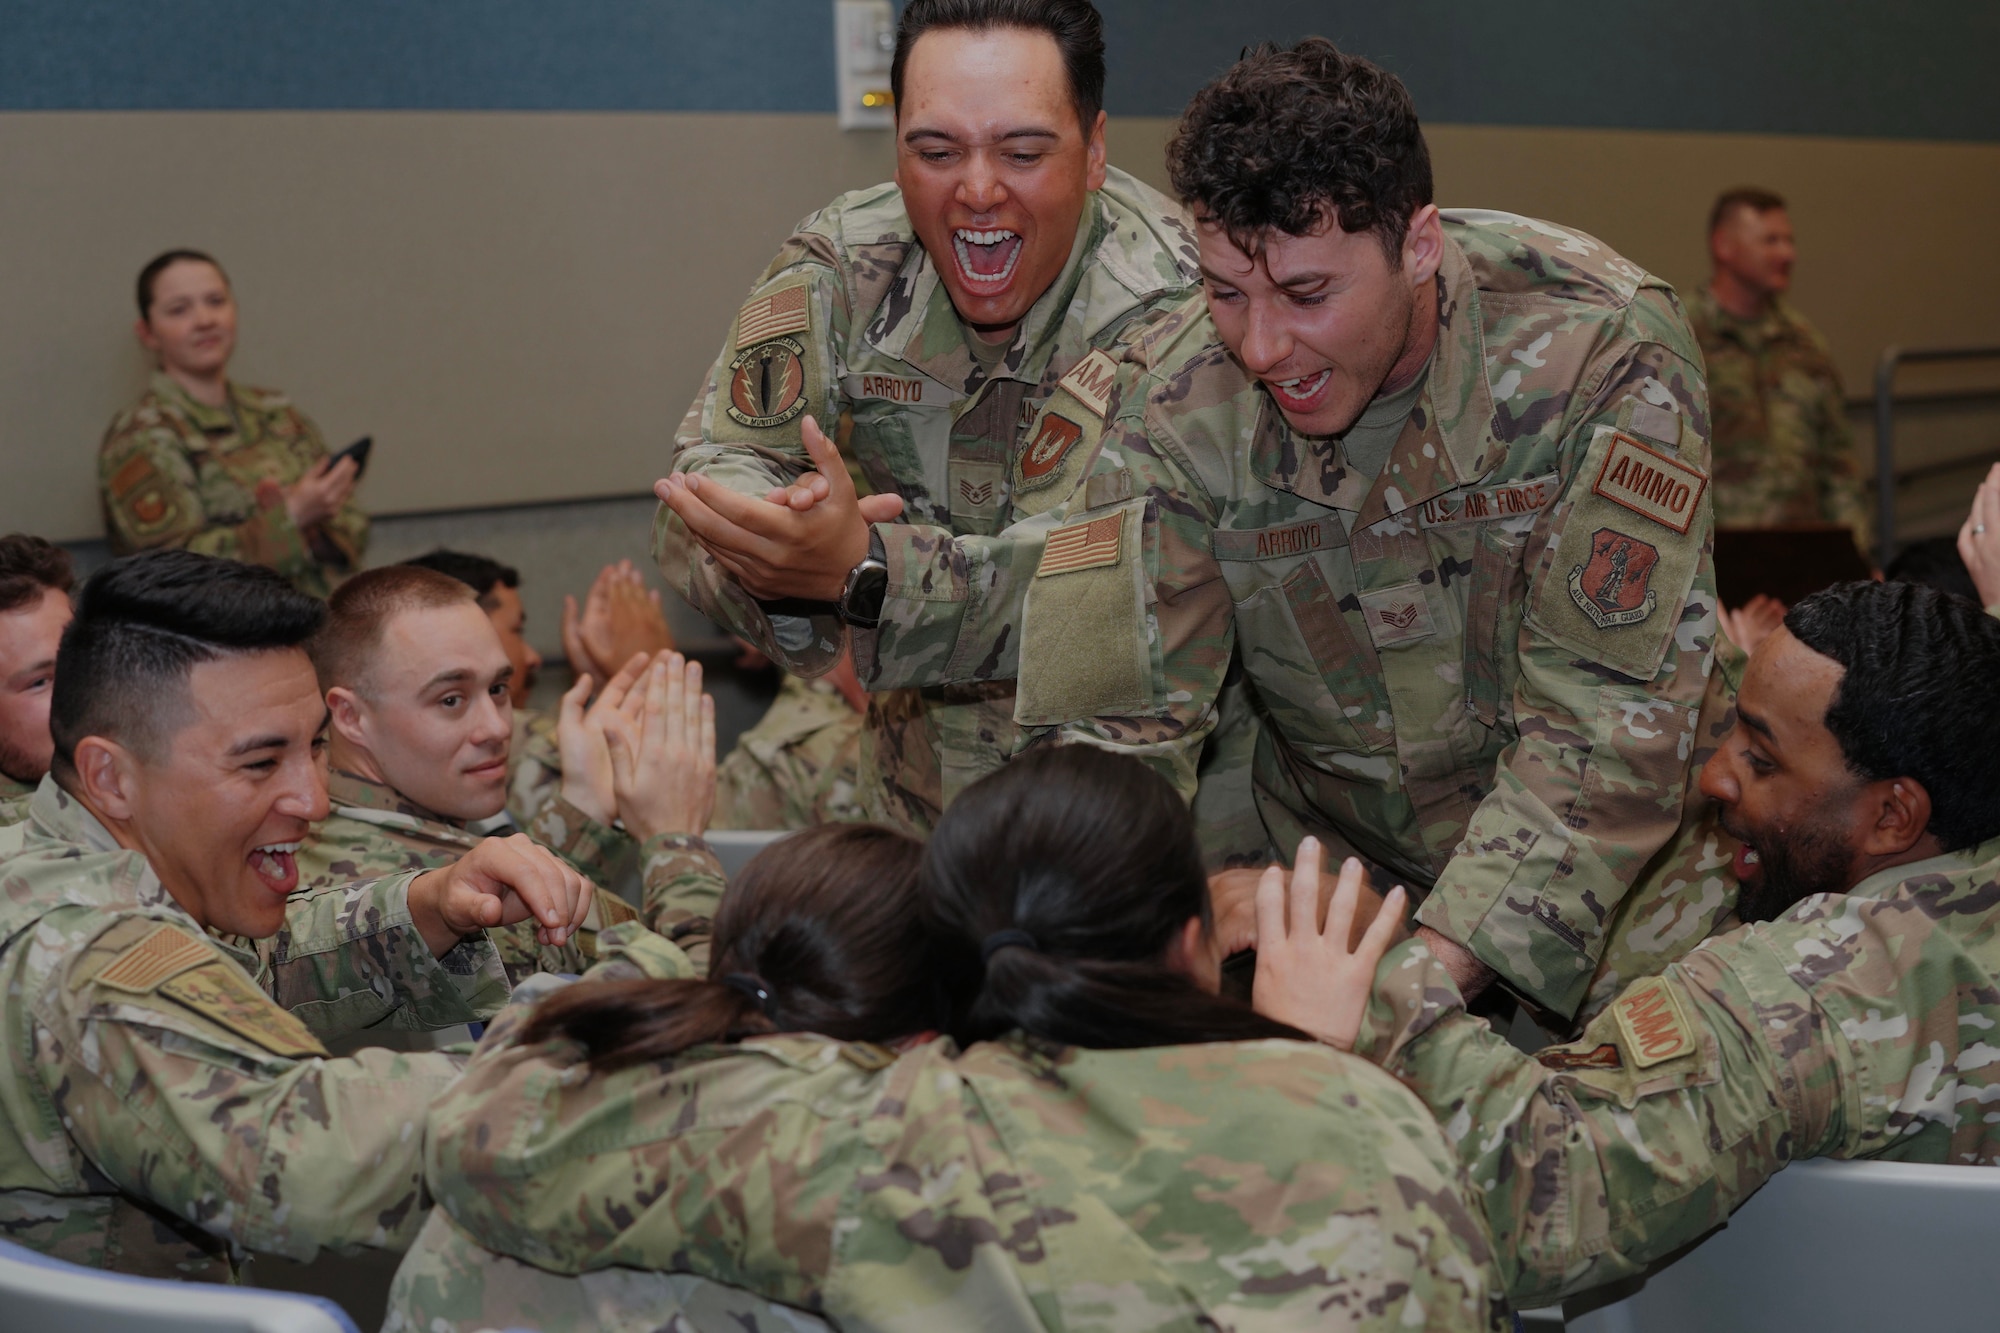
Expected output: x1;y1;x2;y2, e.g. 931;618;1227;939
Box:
603;652;717;842
1250;838;1408;1050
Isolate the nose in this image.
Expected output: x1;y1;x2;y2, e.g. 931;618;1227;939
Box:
473;691;512;748
1237;300;1294;377
526;642;544;677
279;760;330;824
1698;734;1742;807
954;154;1008;218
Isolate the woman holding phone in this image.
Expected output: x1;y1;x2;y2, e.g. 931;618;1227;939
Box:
98;249;368;597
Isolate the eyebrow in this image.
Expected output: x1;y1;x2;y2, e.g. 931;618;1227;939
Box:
1737;706;1775;742
421;667;476;691
902;126;1061;145
227;707;330;758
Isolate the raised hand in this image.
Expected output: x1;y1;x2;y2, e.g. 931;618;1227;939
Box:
1250;838;1408;1050
408;834;594;955
603;652;716;842
284;454;360;529
655;415;906;601
556;651;652;824
1958;462;2000;609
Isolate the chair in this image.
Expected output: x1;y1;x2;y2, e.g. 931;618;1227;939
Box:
0;1236;358;1333
705;828;792;879
1564;1157;2000;1332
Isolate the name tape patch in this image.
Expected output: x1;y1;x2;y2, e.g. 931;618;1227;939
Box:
1592;433;1707;535
1613;978;1694;1068
852;373;929;404
1056;349;1120;420
1212;518;1338;562
1419;474;1559;529
1037;514;1123;578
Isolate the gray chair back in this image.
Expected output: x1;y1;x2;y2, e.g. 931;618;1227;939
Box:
0;1237;358;1333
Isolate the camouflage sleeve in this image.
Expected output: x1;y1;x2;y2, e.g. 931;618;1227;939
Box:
40;917;464;1260
294;407;369;571
653;225;854;677
638;834;726;972
525;793;631;882
263;870;513;1034
98;417;318;583
1415;325;1719;1019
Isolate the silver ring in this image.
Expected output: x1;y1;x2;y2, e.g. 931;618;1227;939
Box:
1978;524;1988;536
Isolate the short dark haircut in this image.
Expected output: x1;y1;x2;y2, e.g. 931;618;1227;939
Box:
0;535;74;615
925;746;1306;1050
521;823;941;1071
136;249;227;320
1708;187;1787;239
891;0;1106;132
1883;535;1981;607
51;551;325;780
311;565;475;694
402;549;519;609
1167;37;1433;264
1785;580;2000;851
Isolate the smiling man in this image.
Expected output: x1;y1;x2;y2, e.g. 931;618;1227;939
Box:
0;536;74;826
0;551;592;1279
297;566;707;983
652;0;1206;833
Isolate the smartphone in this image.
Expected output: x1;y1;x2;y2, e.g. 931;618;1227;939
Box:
328;436;373;479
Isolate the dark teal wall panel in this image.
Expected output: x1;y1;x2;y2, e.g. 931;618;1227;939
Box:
3;0;1994;141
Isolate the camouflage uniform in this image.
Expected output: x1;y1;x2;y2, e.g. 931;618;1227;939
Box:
505;707;563;829
0;778;506;1280
1356;831;2000;1308
653;169;1206;834
0;772;32;828
713;674;864;829
297;768;646;985
1689;287;1868;546
392;922;1505;1332
867;212;1720;1022
99;372;368;599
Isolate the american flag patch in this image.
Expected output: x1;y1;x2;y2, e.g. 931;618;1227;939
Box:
1037;514;1123;577
96;923;214;994
736;284;810;348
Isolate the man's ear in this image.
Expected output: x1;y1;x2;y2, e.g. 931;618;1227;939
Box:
1402;204;1443;288
1863;778;1934;859
72;736;141;822
326;686;369;748
1084;108;1108;193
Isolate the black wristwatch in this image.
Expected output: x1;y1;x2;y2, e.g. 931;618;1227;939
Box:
837;555;890;629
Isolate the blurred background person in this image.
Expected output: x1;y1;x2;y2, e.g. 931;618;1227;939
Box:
0;535;74;826
99;249;367;597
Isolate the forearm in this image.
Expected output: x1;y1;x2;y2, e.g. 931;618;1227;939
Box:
268;871;512;1031
639;834;726;971
526;794;629;882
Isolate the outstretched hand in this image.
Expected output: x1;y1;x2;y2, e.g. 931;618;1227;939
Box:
655;415;905;601
1250;838;1408;1050
408;834;594;957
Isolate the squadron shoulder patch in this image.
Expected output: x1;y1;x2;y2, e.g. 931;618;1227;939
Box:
159;961;328;1059
1591;432;1708;534
1568;528;1660;629
1036;514;1123;577
726;337;810;429
1612;978;1694;1069
1020;413;1083;481
108;453;159;499
95;923;214;995
1056;348;1120;420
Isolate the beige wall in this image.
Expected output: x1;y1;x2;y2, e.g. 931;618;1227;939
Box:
5;112;1997;543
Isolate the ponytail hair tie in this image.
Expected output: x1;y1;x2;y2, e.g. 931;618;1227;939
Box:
980;928;1038;964
720;973;774;1015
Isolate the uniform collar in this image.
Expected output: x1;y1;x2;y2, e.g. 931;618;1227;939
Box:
870;192;1106;396
1693;285;1793;348
1846;834;2000;903
25;775;196;918
327;766;468;832
1252;229;1496;526
149;370;245;441
0;770;34;803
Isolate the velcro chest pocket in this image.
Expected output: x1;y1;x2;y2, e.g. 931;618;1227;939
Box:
1013;497;1160;728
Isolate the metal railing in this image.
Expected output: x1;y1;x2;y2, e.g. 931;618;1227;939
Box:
1874;345;2000;564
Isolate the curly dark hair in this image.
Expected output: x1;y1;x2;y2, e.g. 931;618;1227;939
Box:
0;535;73;615
1785;580;2000;851
1166;37;1432;263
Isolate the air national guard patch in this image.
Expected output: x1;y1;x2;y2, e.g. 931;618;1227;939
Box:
1569;528;1660;629
1592;433;1708;535
1612;978;1694;1068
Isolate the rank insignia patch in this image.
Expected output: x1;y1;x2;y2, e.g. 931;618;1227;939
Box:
726;336;810;429
1568;528;1659;629
1591;432;1708;534
1020;413;1083;480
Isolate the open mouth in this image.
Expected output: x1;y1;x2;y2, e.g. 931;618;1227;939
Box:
1733;841;1762;884
952;228;1024;288
249;841;301;895
1266;368;1333;412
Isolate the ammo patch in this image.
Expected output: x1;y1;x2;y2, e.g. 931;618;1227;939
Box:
1020;414;1083;481
1536;1042;1623;1072
1568;528;1659;629
159;962;328;1059
734;283;810;349
1591;433;1708;535
1212;518;1339;562
1613;979;1694;1069
1356;583;1437;646
95;924;214;995
1418;473;1558;528
1056;349;1120;420
1037;514;1123;577
726;337;810;429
